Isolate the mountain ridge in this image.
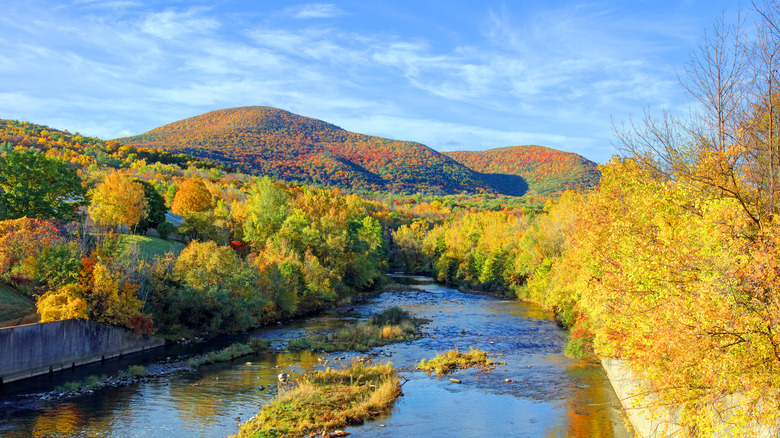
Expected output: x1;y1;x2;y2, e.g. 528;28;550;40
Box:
444;145;601;197
116;106;494;194
114;106;598;196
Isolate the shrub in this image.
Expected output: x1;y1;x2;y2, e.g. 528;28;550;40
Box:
418;347;496;376
288;308;422;353
156;222;175;240
128;365;146;377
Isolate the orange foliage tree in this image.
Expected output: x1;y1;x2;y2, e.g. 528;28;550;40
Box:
171;178;213;216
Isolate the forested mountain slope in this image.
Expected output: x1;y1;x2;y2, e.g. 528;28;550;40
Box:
445;145;601;196
116;106;492;194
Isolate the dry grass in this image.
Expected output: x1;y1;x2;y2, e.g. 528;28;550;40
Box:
233;362;401;438
288;307;422;352
380;324;403;339
418;347;495;376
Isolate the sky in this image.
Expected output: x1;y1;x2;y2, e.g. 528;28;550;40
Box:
0;0;741;164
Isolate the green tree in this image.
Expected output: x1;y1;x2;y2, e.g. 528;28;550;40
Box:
244;177;290;248
0;150;86;220
134;179;167;233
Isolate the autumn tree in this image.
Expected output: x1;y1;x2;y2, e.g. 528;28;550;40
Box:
37;284;87;322
148;240;264;332
89;172;147;230
615;4;780;228
170;178;213;216
0;150;86;220
35;246;151;332
0;218;64;278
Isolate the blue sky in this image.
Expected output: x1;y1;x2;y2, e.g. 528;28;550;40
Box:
1;0;738;163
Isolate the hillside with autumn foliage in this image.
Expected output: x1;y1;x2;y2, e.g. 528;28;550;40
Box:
115;106;498;194
445;146;601;196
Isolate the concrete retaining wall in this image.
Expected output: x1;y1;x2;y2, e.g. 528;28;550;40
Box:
601;358;680;437
0;319;164;384
602;358;778;438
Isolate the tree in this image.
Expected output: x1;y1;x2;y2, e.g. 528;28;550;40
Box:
36;284;87;322
89;172;147;230
134;179;167;233
36;245;151;332
614;4;780;229
0;150;86;220
243;177;290;248
160;240;264;332
170;178;213;217
0;218;64;277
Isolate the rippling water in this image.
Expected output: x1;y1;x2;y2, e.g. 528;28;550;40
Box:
0;276;632;437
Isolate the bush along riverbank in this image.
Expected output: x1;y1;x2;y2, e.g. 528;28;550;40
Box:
233;362;401;438
288;307;425;353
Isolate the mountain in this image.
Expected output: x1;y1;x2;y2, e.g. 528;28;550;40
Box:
444;146;601;197
115;106;493;194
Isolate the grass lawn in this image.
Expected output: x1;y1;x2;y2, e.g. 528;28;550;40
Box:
0;283;35;325
117;234;185;261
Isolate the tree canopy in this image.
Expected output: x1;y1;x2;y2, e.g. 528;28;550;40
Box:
0;150;86;220
89;171;147;229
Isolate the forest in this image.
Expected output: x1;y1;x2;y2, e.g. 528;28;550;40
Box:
3;5;780;436
444;145;601;197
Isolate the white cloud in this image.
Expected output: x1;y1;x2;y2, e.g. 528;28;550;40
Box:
140;9;220;40
290;3;344;19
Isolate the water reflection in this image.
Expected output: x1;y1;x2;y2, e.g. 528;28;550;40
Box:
31;404;82;437
0;276;631;437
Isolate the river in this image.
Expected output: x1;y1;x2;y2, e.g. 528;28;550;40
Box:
0;275;632;437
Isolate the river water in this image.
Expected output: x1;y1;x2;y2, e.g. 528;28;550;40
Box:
0;276;632;437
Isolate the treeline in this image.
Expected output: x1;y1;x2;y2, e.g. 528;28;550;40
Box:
0;118;229;173
0;135;388;336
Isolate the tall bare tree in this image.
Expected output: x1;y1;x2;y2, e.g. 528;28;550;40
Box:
615;4;780;228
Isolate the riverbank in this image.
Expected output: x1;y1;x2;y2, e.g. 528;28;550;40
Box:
602;358;779;438
0;319;164;385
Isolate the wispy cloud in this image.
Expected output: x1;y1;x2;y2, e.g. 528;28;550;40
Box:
140;9;220;40
0;1;718;162
288;3;344;19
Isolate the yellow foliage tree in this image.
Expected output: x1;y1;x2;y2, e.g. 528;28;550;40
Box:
89;172;147;229
88;262;144;327
36;284;87;322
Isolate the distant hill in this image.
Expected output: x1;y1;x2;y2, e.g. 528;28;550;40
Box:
444;146;601;197
0;118;228;172
115;106;493;194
